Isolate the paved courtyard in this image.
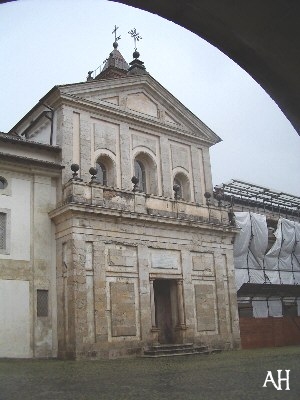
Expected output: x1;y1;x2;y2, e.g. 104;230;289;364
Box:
0;346;299;400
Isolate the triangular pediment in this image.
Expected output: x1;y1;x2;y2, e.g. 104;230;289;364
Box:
58;74;221;144
127;92;158;118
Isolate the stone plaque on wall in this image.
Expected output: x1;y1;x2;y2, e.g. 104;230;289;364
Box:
192;252;214;275
110;282;136;337
151;248;180;270
127;92;158;117
194;284;216;331
107;245;137;268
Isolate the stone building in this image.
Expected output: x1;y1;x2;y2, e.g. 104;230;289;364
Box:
0;40;240;358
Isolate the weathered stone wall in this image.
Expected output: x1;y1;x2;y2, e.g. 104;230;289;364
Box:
52;201;240;359
58;97;214;206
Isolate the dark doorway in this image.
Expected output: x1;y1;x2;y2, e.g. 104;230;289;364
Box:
153;279;177;344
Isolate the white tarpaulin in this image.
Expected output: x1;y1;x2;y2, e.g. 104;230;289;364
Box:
268;298;283;317
252;298;268;318
265;219;300;283
233;212;252;270
234;212;268;288
234;213;300;287
248;213;268;269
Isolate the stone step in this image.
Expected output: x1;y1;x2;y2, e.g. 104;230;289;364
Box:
142;350;210;358
144;345;208;356
150;343;195;351
143;343;217;358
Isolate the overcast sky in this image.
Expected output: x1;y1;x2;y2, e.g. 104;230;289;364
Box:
1;0;299;196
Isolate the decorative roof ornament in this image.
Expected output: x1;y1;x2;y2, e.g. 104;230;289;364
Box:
128;28;146;74
94;25;129;80
112;25;121;49
128;28;142;58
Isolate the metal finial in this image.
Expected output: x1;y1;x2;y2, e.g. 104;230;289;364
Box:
112;25;121;47
128;28;142;51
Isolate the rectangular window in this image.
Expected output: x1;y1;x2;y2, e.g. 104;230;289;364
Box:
37;290;49;317
0;212;6;251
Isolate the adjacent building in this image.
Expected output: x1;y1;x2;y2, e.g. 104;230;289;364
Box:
220;180;300;349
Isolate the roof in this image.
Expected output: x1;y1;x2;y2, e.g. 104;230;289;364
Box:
0;131;61;152
0;152;63;170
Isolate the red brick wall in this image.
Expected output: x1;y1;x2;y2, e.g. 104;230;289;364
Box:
239;317;300;349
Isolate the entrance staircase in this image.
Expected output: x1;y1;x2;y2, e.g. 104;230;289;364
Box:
143;343;221;358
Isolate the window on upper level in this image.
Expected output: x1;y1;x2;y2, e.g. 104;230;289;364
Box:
173;172;191;201
95;155;115;187
96;162;107;186
133;152;158;195
134;160;146;192
0;212;6;252
0;208;11;255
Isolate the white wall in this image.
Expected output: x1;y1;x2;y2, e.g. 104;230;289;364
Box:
0;280;31;358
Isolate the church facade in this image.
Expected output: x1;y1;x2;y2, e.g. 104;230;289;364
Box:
0;41;240;358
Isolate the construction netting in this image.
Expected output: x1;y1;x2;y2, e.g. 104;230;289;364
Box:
234;212;300;317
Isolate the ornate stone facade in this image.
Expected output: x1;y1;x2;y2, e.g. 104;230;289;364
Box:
0;44;240;358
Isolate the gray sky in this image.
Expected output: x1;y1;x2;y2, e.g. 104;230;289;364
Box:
1;0;299;195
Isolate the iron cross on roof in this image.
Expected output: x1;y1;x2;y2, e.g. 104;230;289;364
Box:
128;28;142;51
112;25;121;42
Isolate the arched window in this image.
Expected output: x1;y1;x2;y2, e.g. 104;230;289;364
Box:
133;152;158;195
173;177;183;199
96;162;107;186
134;159;146;192
173;173;191;201
95;154;115;187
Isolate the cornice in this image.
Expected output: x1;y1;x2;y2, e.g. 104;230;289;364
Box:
49;202;237;235
60;93;215;147
59;74;221;145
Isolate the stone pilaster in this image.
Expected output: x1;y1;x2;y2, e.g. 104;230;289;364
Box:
93;241;108;343
137;245;152;343
79;111;92;183
119;123;132;190
159;136;173;198
191;146;203;204
202;147;214;195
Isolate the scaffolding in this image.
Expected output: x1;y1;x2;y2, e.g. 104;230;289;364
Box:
221;180;300;318
221;179;300;220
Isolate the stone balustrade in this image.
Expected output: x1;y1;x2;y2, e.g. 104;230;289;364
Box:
61;180;231;226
